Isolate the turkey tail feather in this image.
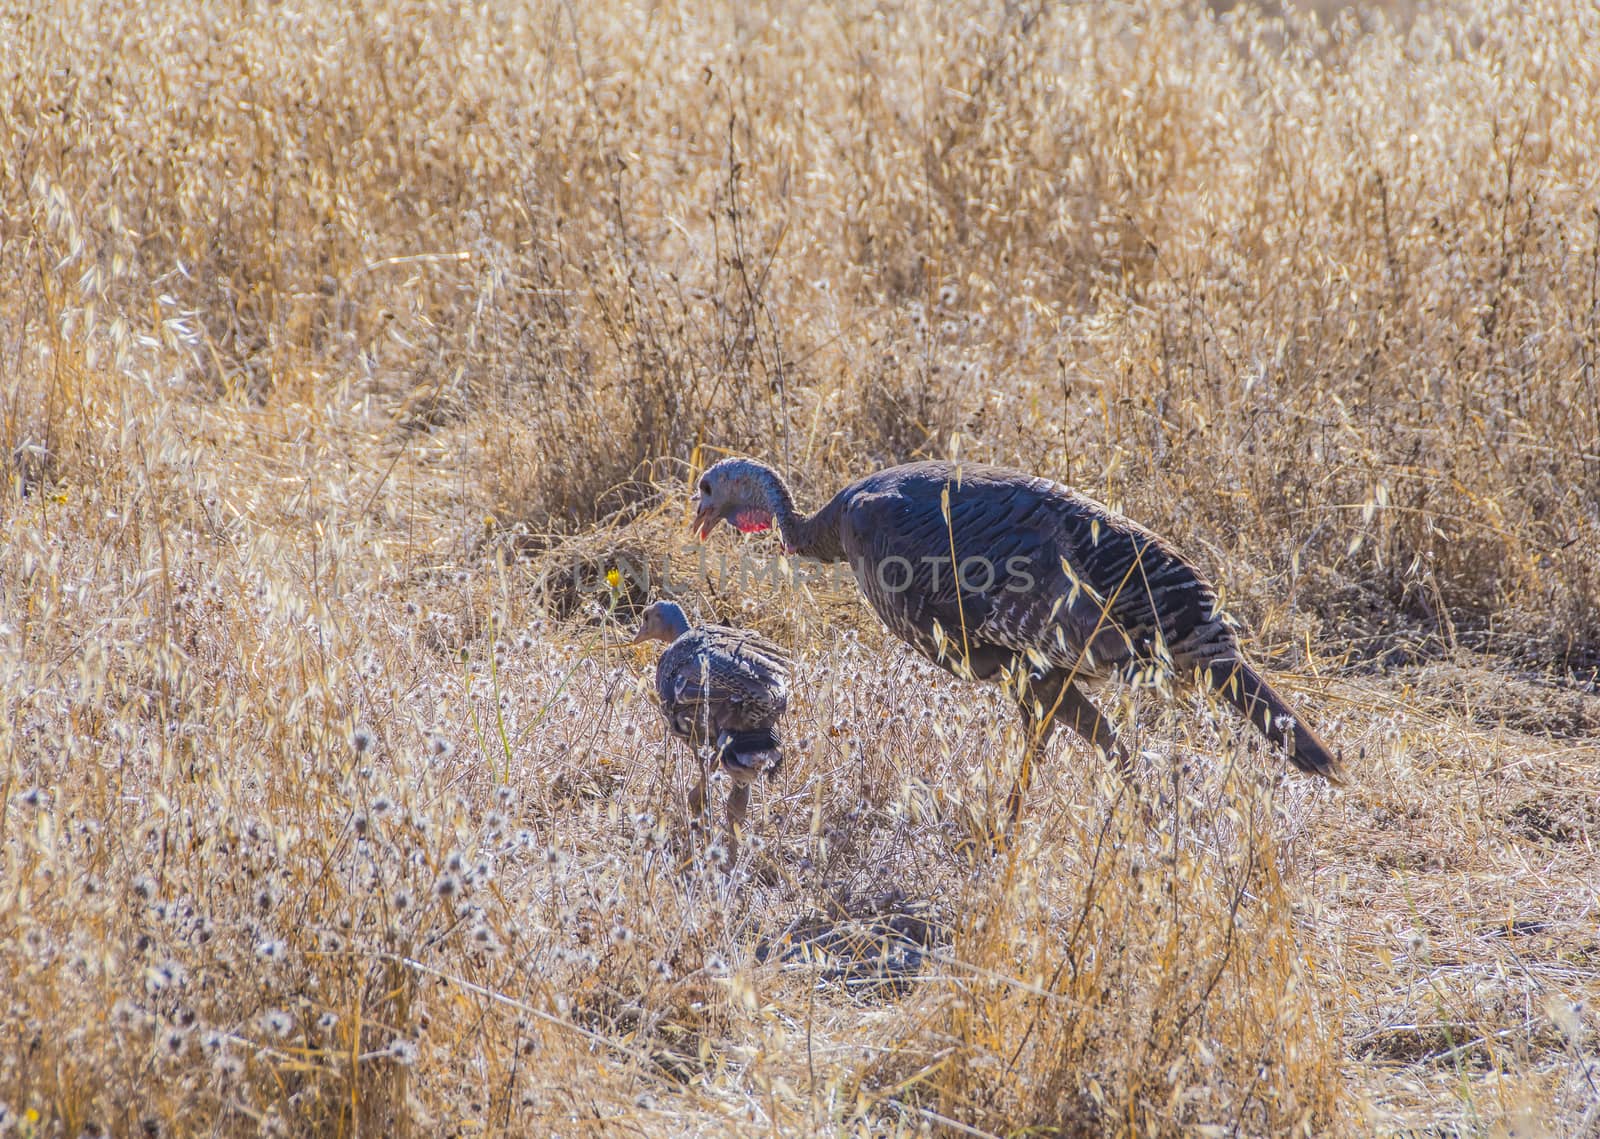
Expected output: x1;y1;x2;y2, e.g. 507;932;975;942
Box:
1207;660;1340;781
717;728;783;776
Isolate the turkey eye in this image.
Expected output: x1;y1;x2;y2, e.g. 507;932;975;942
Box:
699;480;711;495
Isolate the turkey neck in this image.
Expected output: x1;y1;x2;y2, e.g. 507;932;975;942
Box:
760;467;848;562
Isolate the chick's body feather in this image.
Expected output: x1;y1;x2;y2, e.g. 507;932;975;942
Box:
655;624;791;775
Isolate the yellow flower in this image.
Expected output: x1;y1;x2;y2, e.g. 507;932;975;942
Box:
604;567;621;590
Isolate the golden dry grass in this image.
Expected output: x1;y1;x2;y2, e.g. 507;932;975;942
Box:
1;0;1597;1134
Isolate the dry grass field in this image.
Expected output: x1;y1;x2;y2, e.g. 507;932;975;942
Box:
2;0;1598;1134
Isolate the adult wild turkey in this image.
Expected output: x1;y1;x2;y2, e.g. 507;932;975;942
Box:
630;600;792;862
690;458;1339;817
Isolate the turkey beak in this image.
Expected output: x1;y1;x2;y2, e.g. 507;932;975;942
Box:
691;497;717;540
